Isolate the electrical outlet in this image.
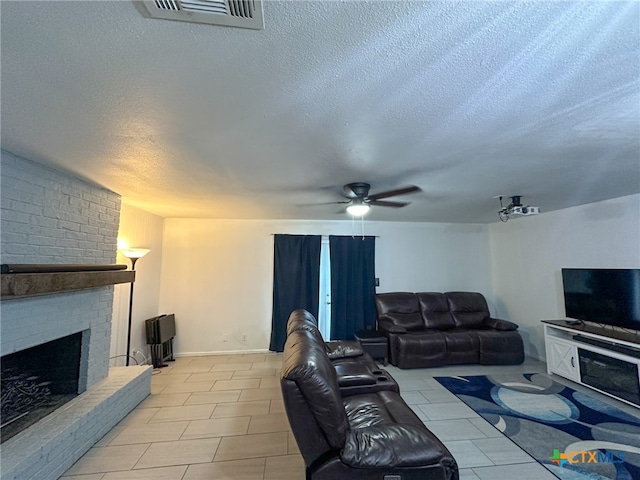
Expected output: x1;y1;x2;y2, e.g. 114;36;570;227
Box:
241;334;248;342
133;349;142;357
223;334;229;343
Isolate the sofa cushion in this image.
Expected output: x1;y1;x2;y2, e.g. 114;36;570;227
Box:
392;331;448;368
382;312;425;331
375;292;419;314
442;330;480;364
417;292;456;330
342;391;452;468
344;393;393;428
342;424;450;468
375;293;425;331
446;292;490;328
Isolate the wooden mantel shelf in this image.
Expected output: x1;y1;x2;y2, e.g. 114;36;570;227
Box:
1;270;135;299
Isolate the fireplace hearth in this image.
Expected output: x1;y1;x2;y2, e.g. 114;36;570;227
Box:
1;332;83;443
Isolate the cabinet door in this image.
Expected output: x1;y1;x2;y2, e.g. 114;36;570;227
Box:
547;338;580;381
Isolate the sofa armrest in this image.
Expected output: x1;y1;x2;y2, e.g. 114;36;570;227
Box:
483;317;518;331
334;363;377;387
342;424;448;468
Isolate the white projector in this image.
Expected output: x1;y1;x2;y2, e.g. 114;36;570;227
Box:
510;206;540;216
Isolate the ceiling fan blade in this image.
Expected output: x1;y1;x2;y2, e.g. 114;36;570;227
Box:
367;185;421;201
297;200;350;207
368;200;409;208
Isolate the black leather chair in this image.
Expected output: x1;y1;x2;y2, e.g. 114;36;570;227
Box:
281;325;459;480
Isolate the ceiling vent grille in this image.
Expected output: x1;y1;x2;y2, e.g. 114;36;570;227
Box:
141;0;263;30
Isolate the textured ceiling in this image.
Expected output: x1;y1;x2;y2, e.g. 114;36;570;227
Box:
1;1;639;223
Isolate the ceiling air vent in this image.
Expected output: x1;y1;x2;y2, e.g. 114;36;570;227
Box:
141;0;264;30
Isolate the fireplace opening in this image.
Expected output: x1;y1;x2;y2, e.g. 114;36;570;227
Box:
1;332;83;443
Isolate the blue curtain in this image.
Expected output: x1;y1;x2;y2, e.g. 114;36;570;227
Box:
269;234;321;352
329;235;376;340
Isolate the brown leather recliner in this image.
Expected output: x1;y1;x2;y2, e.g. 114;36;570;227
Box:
281;324;459;480
286;309;399;396
376;291;525;369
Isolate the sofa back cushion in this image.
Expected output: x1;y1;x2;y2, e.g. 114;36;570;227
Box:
446;292;490;328
281;328;349;450
417;292;456;330
286;308;319;334
375;293;424;331
286;309;331;353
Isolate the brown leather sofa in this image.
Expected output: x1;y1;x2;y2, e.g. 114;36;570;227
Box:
281;310;459;480
286;309;399;396
375;292;525;369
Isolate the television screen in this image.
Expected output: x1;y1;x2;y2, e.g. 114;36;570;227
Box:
562;268;640;331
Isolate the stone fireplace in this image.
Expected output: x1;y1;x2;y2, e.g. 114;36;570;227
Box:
0;151;152;480
0;288;151;480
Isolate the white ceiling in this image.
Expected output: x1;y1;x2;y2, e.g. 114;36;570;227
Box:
2;1;639;223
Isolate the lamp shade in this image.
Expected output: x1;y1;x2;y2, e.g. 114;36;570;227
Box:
121;248;150;259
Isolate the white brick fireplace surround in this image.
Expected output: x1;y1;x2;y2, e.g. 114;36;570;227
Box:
0;151;151;480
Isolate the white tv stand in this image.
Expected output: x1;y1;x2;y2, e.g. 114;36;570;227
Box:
543;320;640;408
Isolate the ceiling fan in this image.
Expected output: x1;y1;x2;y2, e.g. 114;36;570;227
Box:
338;182;422;216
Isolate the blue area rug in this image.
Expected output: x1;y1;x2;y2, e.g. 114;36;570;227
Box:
435;374;640;480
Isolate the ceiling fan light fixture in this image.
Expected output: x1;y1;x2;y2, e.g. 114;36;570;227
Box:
346;201;370;216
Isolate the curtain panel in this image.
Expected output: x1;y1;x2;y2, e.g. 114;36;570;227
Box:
269;234;321;352
329;235;376;340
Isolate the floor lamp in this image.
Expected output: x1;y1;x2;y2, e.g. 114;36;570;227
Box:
121;248;150;366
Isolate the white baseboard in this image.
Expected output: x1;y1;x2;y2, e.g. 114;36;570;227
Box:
174;349;274;357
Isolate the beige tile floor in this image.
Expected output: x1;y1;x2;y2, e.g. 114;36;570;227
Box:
60;354;639;480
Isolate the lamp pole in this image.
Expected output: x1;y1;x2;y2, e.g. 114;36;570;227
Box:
125;257;139;366
121;248;150;366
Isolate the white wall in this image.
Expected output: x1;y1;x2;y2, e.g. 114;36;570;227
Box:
489;194;640;360
159;219;492;355
110;203;165;366
123;194;640;360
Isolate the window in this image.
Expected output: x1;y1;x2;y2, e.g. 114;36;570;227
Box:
318;237;332;339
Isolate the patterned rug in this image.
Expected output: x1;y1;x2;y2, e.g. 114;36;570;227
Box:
435;374;640;480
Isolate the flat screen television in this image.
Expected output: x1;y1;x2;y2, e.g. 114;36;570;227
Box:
562;268;640;331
